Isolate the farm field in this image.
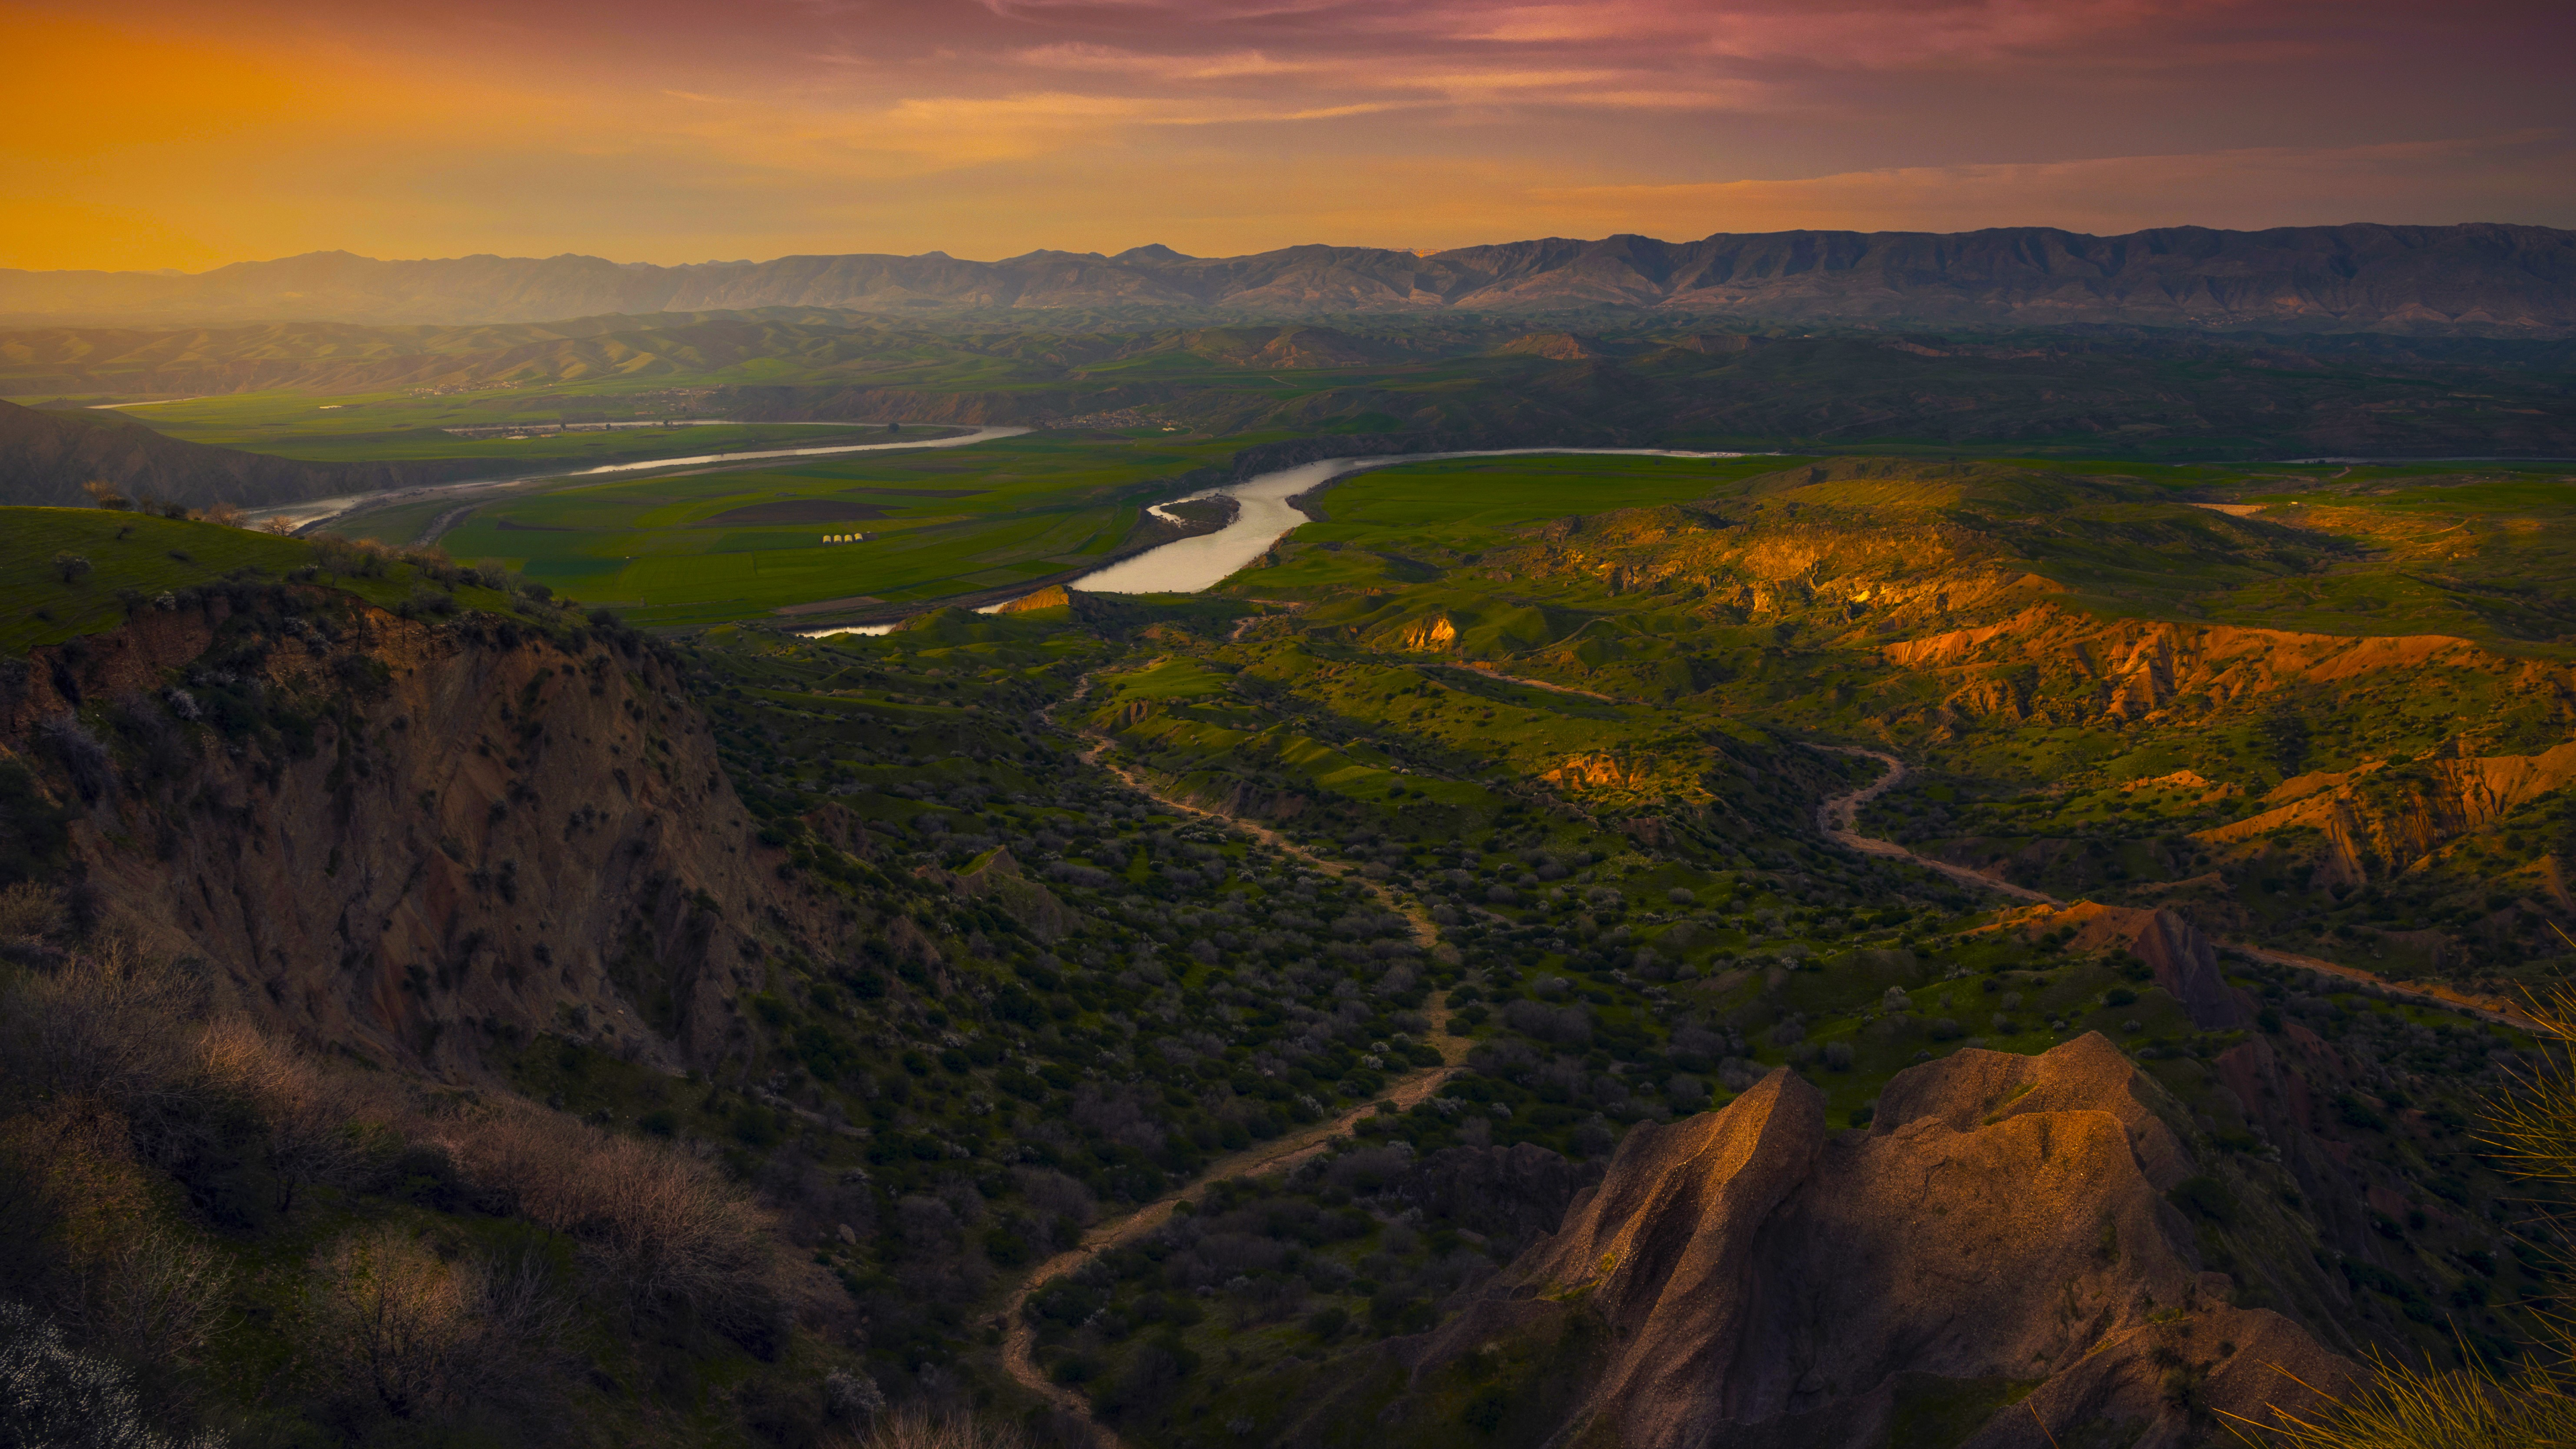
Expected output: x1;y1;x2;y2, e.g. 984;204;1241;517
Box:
418;429;1253;628
63;386;952;466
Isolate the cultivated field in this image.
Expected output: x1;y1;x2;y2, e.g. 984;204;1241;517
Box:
415;430;1252;628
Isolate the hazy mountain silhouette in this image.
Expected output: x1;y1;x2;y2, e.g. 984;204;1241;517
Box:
5;224;2570;334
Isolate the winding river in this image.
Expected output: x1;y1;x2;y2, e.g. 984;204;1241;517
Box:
1069;447;1756;595
800;447;1759;639
264;425;1031;534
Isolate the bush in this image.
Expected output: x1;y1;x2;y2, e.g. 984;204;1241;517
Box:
1462;1384;1511;1433
2167;1175;2235;1224
197;1018;361;1216
0;882;63;941
396;586;456;619
849;1407;1028;1448
437;1106;771;1331
0;936;197;1112
0;1298;214;1449
0;1106;235;1383
305;1227;570;1423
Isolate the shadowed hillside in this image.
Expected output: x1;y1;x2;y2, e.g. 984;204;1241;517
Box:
0;398;476;509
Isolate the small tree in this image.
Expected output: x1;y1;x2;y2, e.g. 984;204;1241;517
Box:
51;553;93;585
79;480;129;511
2257;702;2312;779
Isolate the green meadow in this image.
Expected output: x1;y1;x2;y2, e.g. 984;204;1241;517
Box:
1242;452;2576;651
0;507;531;655
416;430;1254;628
1255;452;1803;587
79;387;947;466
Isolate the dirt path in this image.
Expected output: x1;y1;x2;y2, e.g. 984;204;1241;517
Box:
1002;676;1470;1445
1438;662;1627;704
1809;746;2057;904
413;502;480;547
1809;746;2535;1030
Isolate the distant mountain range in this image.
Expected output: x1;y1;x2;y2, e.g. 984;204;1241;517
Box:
6;224;2572;334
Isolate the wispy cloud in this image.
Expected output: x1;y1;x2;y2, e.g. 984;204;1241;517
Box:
2;0;2563;270
1530;131;2576;236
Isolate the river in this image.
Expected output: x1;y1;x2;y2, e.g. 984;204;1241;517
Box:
1067;447;1758;595
799;446;1762;639
260;425;1031;533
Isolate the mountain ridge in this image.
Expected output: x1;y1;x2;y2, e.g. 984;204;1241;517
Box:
7;223;2572;334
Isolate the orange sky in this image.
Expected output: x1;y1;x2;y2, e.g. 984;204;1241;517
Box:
4;0;2569;272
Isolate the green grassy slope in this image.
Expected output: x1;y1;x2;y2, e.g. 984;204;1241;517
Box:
397;432;1257;628
16;315;2575;463
0;507;547;655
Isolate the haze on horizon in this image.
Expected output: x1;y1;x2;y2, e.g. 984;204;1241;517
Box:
4;0;2571;275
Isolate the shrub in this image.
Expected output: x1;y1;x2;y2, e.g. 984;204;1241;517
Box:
306;1227;570;1423
1462;1384;1511;1433
197;1018;360;1216
50;553;93;585
402;587;457;619
437;1106;770;1331
0;1104;234;1383
1500;999;1591;1046
2167;1175;2235;1224
0;1299;215;1449
844;1407;1027;1449
0;936;198;1113
0;881;65;940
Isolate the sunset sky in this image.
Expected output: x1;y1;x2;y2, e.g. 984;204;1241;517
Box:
6;0;2570;272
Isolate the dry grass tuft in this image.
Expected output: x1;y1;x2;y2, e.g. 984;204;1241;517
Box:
0;881;66;939
834;1407;1031;1449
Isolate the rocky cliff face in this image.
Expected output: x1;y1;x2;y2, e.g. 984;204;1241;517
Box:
5;587;835;1078
1879;603;2562;729
2196;741;2576;884
1320;1035;2352;1449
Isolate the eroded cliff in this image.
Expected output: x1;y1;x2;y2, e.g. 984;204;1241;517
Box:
1307;1034;2354;1449
5;581;839;1078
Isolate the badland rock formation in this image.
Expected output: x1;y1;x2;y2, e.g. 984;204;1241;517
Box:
1316;1035;2353;1448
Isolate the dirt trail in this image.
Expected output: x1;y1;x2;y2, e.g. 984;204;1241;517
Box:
1437;662;1628;704
1808;746;2534;1030
1001;676;1470;1445
1809;746;2057;904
